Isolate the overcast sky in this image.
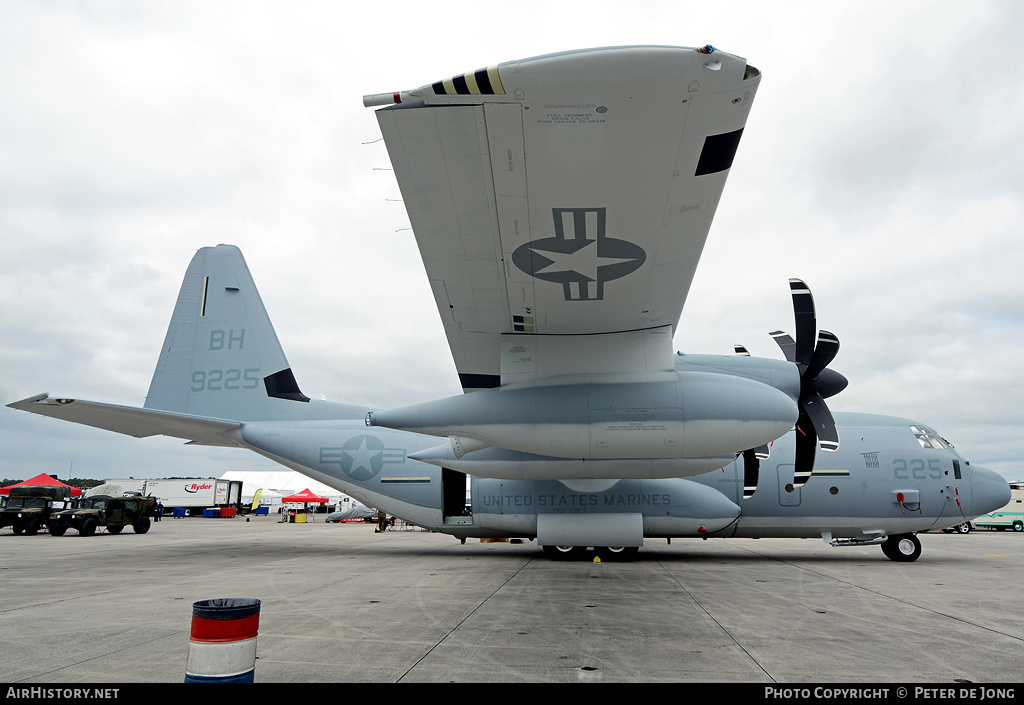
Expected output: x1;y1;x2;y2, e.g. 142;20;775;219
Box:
2;1;1022;483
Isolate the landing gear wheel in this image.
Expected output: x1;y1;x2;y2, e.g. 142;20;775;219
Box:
543;545;588;560
595;546;639;562
882;533;921;562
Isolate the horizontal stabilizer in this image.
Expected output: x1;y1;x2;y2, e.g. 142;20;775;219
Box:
7;394;243;447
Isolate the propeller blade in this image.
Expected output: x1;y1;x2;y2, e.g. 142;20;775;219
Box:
803;392;839;451
805;330;840;382
769;330;797;362
741;448;759;499
789;278;816;367
793;410;817;489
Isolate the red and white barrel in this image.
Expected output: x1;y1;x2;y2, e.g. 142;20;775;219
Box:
185;598;261;683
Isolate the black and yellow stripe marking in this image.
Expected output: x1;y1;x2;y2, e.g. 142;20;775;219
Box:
200;276;209;317
512;314;535;333
432;66;505;96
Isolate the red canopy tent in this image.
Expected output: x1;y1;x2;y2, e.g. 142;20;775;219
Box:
0;473;83;496
281;488;329;504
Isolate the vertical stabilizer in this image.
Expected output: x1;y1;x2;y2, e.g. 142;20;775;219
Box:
145;245;308;420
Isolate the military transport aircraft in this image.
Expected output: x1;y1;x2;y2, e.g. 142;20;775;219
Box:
7;46;1011;561
6;244;1011;562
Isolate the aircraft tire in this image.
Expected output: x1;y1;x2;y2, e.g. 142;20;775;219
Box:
882;534;921;562
543;545;588;561
595;546;639;562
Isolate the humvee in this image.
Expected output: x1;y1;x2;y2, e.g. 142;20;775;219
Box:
48;494;156;536
0;485;73;535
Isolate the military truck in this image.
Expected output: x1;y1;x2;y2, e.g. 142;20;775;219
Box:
48;494;156;536
0;485;73;535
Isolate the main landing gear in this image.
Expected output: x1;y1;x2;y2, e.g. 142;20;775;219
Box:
881;533;922;562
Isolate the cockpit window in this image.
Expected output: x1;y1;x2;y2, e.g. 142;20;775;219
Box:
910;425;951;449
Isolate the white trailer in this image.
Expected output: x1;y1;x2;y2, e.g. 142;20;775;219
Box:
105;478;147;494
106;478;243;515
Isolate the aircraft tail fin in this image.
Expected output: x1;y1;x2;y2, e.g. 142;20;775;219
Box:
145;244;312;421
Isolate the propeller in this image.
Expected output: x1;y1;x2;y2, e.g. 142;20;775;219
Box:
769;278;848;489
740;279;848;499
741;444;771;499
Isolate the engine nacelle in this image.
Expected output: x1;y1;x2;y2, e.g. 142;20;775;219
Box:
409;444;735;481
366;371;797;460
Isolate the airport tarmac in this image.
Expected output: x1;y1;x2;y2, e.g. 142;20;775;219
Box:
1;515;1022;685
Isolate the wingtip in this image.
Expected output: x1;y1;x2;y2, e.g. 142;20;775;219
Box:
7;393;50;409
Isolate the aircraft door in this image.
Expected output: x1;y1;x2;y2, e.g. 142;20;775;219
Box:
441;468;471;525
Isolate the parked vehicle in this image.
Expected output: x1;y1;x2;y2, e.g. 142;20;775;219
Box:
107;478;242;517
48;494;156;536
974;482;1024;532
326;503;374;523
0;485;72;535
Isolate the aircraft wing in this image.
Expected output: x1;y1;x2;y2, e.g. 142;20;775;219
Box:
368;46;761;391
7;394;243;447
